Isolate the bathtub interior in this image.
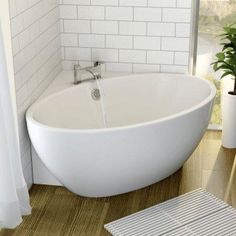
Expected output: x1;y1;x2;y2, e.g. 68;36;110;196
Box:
31;74;212;130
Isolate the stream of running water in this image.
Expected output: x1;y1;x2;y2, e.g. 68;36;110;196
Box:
94;77;108;128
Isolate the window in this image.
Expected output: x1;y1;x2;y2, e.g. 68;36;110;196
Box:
195;0;236;128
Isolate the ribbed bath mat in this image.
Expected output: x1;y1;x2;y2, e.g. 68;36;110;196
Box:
104;189;236;235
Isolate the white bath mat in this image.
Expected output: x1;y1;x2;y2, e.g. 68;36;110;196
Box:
104;189;236;235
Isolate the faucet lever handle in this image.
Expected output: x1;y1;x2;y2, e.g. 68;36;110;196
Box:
94;61;105;78
94;61;105;67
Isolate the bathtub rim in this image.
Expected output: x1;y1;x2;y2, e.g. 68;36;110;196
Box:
26;73;216;133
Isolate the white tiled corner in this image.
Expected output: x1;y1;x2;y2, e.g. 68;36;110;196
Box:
60;5;77;19
9;0;62;188
64;20;90;33
61;33;78;47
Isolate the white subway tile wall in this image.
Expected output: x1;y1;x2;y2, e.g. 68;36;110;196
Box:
60;0;192;72
9;0;62;188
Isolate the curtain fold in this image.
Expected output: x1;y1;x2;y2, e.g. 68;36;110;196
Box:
0;20;31;229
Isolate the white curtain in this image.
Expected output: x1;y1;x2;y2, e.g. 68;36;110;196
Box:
0;20;31;229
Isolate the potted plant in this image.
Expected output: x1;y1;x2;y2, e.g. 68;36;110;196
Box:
211;24;236;148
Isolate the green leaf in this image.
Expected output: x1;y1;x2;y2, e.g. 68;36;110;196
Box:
229;59;236;66
211;24;236;75
229;28;236;34
210;61;217;66
223;26;231;33
213;63;218;71
214;63;233;72
216;53;225;60
221;71;233;79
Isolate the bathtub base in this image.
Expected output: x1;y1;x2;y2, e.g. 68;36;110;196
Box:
32;144;183;197
68;167;184;198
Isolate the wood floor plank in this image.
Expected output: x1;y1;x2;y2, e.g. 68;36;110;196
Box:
1;131;236;236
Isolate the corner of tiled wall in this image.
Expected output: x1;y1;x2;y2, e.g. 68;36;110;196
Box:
9;0;62;188
59;0;192;73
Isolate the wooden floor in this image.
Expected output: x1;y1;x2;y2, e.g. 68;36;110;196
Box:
1;131;236;236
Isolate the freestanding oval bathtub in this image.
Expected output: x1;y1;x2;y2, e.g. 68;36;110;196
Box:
26;73;216;197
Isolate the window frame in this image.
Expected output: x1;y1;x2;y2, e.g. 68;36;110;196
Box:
189;0;200;75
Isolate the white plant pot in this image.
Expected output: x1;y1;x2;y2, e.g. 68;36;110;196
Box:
222;92;236;148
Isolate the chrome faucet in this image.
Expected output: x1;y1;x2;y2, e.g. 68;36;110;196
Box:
74;61;104;85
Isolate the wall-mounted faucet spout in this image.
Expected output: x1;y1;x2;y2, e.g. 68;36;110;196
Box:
85;68;101;80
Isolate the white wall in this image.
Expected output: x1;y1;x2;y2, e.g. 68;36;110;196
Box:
60;0;192;73
8;0;62;187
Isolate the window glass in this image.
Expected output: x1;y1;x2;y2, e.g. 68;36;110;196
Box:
196;0;236;126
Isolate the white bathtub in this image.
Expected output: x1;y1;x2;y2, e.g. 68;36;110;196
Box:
26;72;216;197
